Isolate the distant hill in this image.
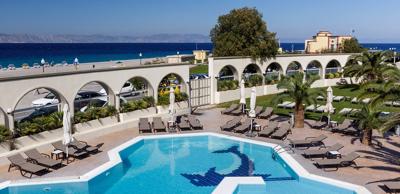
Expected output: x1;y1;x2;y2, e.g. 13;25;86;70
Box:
0;33;211;43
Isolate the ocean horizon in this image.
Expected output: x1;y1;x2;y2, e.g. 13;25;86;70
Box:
0;43;399;68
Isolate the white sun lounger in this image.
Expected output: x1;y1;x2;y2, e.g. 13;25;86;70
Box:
339;108;353;115
305;104;320;112
361;98;371;104
284;102;296;109
386;101;400;107
277;101;291;108
351;97;358;104
333;96;344;102
316;96;325;101
315;105;329;113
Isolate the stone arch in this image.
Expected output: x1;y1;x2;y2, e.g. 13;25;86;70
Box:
73;81;115;113
120;76;154;98
13;87;68;124
306;60;323;78
265;62;282;84
242;63;263;87
158;73;186;93
0;107;9;129
218;65;239;81
286;61;303;76
326;59;342;74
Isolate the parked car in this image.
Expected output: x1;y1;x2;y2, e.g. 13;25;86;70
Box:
32;93;59;107
18;106;58;123
190;74;209;80
99;82;134;96
32;91;106;107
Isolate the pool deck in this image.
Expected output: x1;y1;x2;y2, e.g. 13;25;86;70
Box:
0;107;399;194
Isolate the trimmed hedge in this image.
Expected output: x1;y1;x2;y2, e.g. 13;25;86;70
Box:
0;125;11;142
74;105;117;124
120;96;155;113
218;80;239;91
16;112;63;137
157;92;188;106
325;72;342;79
244;74;263;87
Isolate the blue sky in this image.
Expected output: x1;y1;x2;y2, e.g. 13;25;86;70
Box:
1;0;399;43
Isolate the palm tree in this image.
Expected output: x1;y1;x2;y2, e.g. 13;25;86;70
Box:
353;104;383;145
274;72;324;128
344;51;397;83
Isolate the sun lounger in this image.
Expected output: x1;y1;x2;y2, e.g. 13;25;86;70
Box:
221;104;239;115
178;117;191;130
259;107;273;119
333;96;344;102
288;134;327;149
313;116;329;130
302;143;344;159
314;152;360;171
339;108;353;115
270;123;291;140
361;98;371;104
152;117;166;132
52;141;88;162
24;149;62;169
332;119;359;136
382;182;400;194
277;101;291;108
316;96;325;101
284;102;296;109
70;138;100;153
254;106;263;117
220;117;242;131
258;122;279;137
233;118;252;133
187;115;203;130
315;105;330;113
305;104;319;112
351;97;358;104
139;118;152;133
8;154;48;178
230;107;243;116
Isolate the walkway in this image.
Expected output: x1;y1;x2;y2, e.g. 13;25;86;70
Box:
0;108;399;194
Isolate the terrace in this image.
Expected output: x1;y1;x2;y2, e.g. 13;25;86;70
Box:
0;107;398;194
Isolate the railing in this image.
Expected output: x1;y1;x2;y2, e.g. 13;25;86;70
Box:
325;67;341;74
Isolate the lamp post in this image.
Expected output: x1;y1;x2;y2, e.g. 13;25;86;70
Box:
177;51;180;63
139;52;143;65
394;50;397;65
40;58;45;73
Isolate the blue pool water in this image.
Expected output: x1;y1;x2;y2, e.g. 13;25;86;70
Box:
1;135;356;194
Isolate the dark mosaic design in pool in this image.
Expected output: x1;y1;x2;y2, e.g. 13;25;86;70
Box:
181;145;294;187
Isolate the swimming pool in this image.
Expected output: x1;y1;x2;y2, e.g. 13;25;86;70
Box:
0;133;369;194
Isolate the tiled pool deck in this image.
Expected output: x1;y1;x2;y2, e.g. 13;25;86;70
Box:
0;107;399;194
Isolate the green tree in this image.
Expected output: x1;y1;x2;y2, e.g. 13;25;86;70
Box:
342;38;365;53
274;72;324;128
353;105;383;145
210;7;278;62
344;51;397;83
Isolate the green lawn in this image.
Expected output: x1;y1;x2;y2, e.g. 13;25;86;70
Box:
190;65;208;75
218;84;400;123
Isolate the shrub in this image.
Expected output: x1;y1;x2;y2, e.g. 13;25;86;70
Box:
74;105;117;124
334;72;341;78
0;125;11;142
120;96;155;113
245;74;263;87
217;80;239;91
15;111;63;137
157;92;188;106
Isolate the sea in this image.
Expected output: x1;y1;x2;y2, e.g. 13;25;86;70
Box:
0;43;399;68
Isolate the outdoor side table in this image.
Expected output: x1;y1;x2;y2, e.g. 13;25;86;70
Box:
167;121;177;133
327;151;341;159
254;124;262;132
51;150;64;160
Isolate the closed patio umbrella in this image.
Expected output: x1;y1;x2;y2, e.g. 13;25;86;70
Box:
62;104;73;157
240;79;246;113
325;87;334;125
169;87;175;122
246;87;257;137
